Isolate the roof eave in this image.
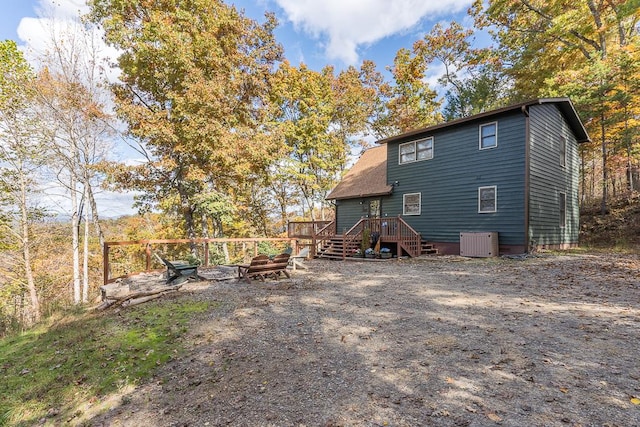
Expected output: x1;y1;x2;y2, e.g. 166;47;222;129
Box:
378;98;591;144
326;187;393;201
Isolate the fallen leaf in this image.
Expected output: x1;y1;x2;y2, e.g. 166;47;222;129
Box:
487;412;502;422
560;387;569;393
631;397;640;405
446;377;455;384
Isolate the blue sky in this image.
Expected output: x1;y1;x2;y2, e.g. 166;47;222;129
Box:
1;0;479;76
0;0;480;217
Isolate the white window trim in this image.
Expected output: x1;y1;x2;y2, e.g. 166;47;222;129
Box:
478;186;497;213
559;192;566;228
403;192;421;215
399;137;434;164
479;122;498;150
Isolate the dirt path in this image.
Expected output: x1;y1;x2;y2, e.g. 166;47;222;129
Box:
90;253;640;426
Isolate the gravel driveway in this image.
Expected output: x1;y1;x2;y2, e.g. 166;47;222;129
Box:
90;253;640;426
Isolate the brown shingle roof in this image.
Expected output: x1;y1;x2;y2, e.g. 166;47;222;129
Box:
326;145;392;200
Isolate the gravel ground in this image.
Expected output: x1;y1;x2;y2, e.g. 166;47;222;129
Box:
89;252;640;426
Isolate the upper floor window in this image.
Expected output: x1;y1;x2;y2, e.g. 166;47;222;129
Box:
479;122;497;150
478;186;497;213
403;193;421;215
560;136;566;167
399;137;433;164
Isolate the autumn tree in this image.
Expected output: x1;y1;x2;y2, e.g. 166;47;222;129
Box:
0;40;47;324
471;0;640;212
268;61;383;220
88;0;283;241
34;22;114;304
374;48;441;137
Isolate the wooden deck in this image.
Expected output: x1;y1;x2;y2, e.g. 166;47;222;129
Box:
288;217;435;259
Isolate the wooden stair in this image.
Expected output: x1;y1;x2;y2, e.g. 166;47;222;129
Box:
421;240;438;255
317;235;360;259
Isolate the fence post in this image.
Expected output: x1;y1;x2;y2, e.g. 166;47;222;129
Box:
103;243;110;286
145;243;151;272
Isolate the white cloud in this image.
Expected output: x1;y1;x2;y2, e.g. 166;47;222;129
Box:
274;0;472;64
16;2;121;83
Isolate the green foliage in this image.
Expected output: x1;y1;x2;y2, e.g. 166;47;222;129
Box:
256;240;289;257
374;48;441;137
0;298;213;426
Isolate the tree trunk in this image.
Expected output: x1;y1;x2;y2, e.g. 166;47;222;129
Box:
86;184;105;249
178;186;196;252
19;172;40;323
82;185;90;303
600;110;608;215
580;146;586;207
71;174;81;303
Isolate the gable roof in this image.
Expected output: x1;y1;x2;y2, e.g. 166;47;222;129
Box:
326;145;392;200
377;98;591;145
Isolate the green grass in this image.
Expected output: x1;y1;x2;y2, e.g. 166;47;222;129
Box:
0;297;214;426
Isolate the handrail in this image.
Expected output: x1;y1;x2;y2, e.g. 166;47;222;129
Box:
342;218;367;259
312;220;336;257
397;216;422;257
316;220;335;236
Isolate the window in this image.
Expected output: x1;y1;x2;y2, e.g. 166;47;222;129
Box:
559;192;566;227
403;193;421;215
479;122;497;150
478;186;497;213
559;136;566;167
399;142;415;164
416;138;434;160
399;137;433;164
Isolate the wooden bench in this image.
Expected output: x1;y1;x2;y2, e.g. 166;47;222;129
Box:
238;253;291;283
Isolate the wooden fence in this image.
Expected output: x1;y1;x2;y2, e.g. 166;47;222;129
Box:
103;238;297;285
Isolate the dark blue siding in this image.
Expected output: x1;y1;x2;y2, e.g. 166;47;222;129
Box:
528;104;580;245
335;199;364;233
384;112;527;245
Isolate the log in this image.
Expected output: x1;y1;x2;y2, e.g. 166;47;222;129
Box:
93;284;183;310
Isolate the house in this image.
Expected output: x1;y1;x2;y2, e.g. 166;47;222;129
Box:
323;98;590;256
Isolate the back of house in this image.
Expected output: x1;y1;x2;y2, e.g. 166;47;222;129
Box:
328;98;590;256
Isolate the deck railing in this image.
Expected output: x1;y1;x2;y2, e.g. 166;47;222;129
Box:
287;221;333;239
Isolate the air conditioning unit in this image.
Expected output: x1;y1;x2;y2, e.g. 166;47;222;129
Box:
460;232;499;257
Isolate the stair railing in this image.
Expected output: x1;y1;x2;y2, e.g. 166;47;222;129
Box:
313;220;336;257
397;216;422;257
341;218;368;259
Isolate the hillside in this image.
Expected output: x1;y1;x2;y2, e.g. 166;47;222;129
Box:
580;195;640;249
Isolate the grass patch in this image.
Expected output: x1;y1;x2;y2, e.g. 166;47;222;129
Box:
0;297;214;426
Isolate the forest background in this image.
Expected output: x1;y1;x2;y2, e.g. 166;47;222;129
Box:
0;0;638;335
